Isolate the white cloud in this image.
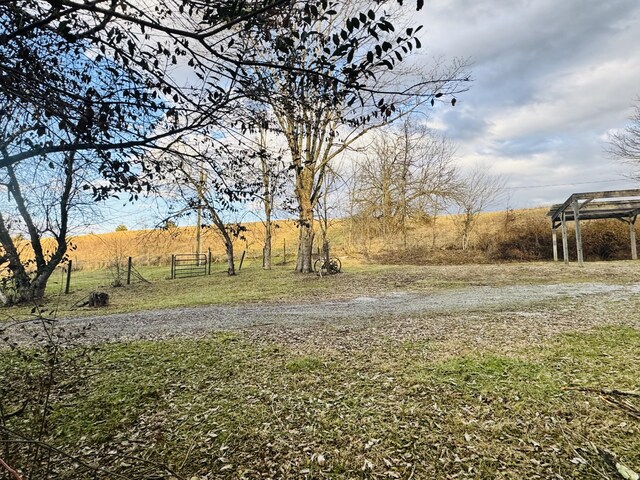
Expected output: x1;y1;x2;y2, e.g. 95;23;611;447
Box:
414;0;640;208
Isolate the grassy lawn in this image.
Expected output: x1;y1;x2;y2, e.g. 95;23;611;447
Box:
1;324;638;479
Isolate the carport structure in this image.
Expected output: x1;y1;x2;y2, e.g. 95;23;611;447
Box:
547;189;640;265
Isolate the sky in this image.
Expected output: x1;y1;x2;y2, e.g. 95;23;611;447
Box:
417;0;640;209
95;0;640;232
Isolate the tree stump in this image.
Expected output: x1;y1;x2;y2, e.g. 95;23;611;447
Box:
88;292;109;307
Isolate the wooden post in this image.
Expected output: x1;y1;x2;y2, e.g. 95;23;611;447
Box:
630;217;637;260
572;200;584;266
239;250;246;271
126;256;132;285
65;260;72;294
171;254;175;279
208;248;212;275
561;212;569;264
551;221;558;262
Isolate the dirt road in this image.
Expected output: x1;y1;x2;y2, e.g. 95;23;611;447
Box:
4;281;639;345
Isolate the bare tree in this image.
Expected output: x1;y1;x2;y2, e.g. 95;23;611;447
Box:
0;143;103;303
252;124;291;270
91;232;129;287
314;164;347;266
609;101;640;167
156;139;256;276
0;32;162;303
453;166;506;250
351;118;461;247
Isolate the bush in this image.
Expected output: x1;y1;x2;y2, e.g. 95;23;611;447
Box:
488;217;634;262
373;245;490;265
373;214;638;265
487;217;553;261
582;220;630;261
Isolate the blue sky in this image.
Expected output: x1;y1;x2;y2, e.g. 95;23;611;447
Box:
419;0;640;209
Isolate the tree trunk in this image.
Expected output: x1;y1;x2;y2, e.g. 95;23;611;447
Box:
12;270;52;304
225;239;235;276
296;224;314;273
12;271;34;304
322;239;330;264
296;204;314;273
461;213;474;251
29;272;51;302
0;215;53;304
263;220;272;270
1;257;63;305
294;168;316;272
202;202;236;276
431;211;438;249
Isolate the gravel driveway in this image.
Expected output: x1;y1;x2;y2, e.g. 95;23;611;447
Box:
4;281;638;345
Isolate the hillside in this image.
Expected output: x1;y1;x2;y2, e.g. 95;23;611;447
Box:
56;205;639;270
58;208;532;268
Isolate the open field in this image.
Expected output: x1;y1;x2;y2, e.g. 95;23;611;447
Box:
11;204;639;279
1;262;640;479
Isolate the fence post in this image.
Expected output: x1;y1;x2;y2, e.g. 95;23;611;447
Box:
127;257;132;285
65;260;72;294
239;250;246;271
170;254;175;279
208;248;212;275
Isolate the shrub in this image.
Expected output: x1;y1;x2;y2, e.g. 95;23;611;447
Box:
373;214;638;265
582;220;630;261
488;216;553;261
373;245;490;265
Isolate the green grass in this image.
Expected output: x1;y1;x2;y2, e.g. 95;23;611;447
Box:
2;326;638;479
285;355;326;373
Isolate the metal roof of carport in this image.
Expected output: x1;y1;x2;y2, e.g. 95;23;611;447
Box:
546;189;640;265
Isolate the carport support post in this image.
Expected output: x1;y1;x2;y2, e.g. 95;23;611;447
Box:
572;200;584;266
630;216;637;260
561;213;569;264
551;221;558;262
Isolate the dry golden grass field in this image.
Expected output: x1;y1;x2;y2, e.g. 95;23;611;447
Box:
37;205;637;275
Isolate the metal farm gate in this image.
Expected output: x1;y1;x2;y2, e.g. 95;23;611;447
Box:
170;253;210;279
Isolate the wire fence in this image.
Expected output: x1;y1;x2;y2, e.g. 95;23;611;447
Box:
54;250;256;295
47;256;154;296
1;241;293;301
